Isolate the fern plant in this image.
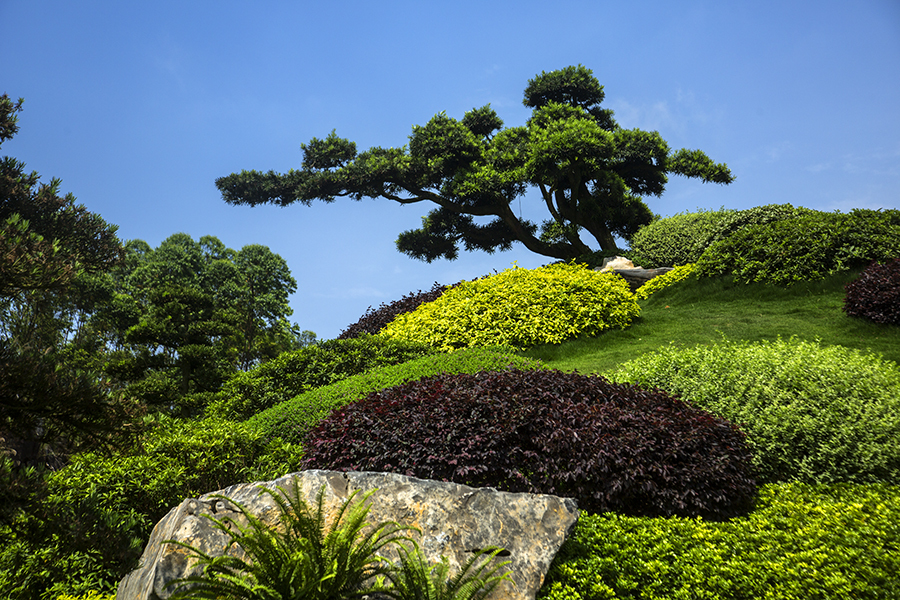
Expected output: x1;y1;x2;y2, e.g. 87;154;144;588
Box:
165;481;415;600
385;545;513;600
164;480;513;600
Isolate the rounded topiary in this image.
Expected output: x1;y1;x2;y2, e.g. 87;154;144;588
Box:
301;368;757;520
378;263;640;351
338;282;453;338
607;338;900;484
695;208;900;285
628;204;809;268
843;259;900;325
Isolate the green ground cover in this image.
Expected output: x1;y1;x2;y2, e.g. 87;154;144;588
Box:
523;268;900;374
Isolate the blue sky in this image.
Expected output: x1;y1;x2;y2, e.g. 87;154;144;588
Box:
2;0;899;339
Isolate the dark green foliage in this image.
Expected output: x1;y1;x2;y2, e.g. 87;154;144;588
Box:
247;346;545;444
206;335;434;421
301;369;757;520
608;338;900;484
695;208;900;285
0;95;124;297
538;483;900;600
96;233;304;416
628;203;810;267
337;282;453;339
217;66;732;262
844;259;900;325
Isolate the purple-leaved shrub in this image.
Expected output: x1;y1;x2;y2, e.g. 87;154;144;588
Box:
302;369;757;520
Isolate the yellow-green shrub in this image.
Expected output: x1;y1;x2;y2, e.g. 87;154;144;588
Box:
539;482;900;600
54;593;116;600
635;263;697;300
379;263;640;351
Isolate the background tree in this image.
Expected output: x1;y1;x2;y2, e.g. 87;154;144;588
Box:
0;94;126;469
216;65;734;262
1;95;127;532
98;234;303;414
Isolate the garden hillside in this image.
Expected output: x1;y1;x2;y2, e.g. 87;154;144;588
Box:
2;205;900;600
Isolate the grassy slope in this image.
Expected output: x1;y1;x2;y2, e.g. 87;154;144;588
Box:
523;269;900;374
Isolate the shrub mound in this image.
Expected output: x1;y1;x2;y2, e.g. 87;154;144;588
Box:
608;337;900;484
844;259;900;325
379;263;640;351
301;368;757;520
628;204;808;268
206;335;433;420
337;282;453;338
247;346;546;444
695;208;900;285
539;482;900;600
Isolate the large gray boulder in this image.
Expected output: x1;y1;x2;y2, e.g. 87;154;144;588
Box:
116;470;579;600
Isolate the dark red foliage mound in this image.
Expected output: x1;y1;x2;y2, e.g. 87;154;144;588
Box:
844;259;900;325
338;283;451;339
302;369;757;520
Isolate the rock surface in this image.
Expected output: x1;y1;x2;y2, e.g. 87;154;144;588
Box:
598;255;636;271
608;267;674;292
116;470;579;600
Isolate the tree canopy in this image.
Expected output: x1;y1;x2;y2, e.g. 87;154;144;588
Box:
216;65;734;261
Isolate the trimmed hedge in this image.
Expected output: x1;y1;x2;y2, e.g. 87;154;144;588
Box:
246;346;546;444
844;259;900;325
302;368;757;520
608;338;900;484
695;208;900;285
379;263;640;351
628;204;809;268
539;482;900;600
205;335;433;420
337;282;453;338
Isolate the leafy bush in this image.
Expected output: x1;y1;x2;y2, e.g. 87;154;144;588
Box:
844;259;900;325
539;482;900;600
628;204;809;267
634;263;697;300
695;208;900;285
53;593;115;600
337;282;454;338
247;347;545;444
379;263;640;351
0;417;303;599
607;337;900;484
206;335;433;420
301;369;757;520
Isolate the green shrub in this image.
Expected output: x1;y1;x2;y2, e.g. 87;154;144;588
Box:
53;593;116;600
539;482;900;600
379;263;640;351
628;204;809;268
247;347;546;444
206;335;433;420
607;337;900;484
0;417;303;599
634;263;697;300
695;208;900;285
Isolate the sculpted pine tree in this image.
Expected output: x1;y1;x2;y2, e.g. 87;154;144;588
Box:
216;65;734;262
